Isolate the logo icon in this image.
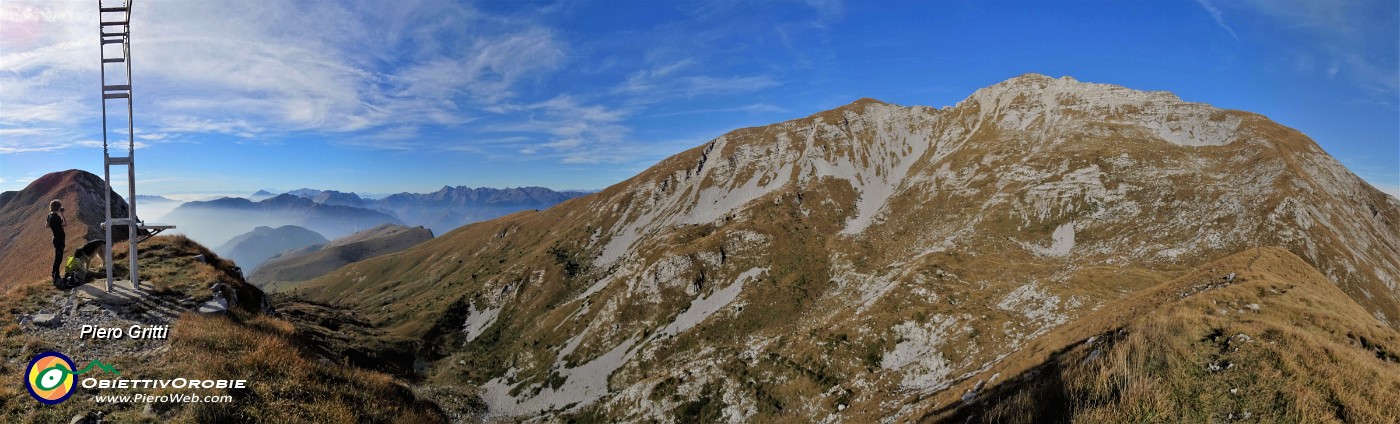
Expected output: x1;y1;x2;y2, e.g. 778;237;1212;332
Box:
26;351;76;404
25;351;120;404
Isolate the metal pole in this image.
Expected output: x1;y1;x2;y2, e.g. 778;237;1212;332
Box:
99;0;114;291
124;25;138;289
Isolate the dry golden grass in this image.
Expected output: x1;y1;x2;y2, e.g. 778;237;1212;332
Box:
136;311;446;423
0;236;447;423
921;248;1400;423
110;236;265;311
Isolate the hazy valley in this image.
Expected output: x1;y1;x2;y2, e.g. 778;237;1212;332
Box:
157;187;586;252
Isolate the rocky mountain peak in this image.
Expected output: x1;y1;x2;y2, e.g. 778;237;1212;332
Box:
957;73;1239;147
964;73;1183;108
289;75;1400;421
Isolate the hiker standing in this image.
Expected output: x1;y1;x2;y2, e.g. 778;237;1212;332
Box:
47;200;65;284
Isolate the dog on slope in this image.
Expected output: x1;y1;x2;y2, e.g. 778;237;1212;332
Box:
58;239;106;289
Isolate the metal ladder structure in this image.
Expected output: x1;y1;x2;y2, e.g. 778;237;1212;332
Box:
98;0;173;291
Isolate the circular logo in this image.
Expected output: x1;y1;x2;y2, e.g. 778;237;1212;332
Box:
26;351;76;404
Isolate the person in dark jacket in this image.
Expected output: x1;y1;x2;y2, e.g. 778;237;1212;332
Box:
47;200;65;284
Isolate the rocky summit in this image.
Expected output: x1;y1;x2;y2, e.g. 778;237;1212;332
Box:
289;74;1400;422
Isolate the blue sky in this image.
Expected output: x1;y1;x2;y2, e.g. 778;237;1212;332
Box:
1;0;1396;198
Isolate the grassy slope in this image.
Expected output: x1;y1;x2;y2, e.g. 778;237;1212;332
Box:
252;225;433;292
0;236;447;423
918;247;1400;423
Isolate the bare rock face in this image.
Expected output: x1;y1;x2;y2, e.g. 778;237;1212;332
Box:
291;74;1400;421
961;74;1243;147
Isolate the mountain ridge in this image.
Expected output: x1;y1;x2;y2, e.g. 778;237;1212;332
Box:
163;193;403;247
171;186;588;244
216;225;329;275
289;74;1400;421
0;170;143;286
250;223;433;291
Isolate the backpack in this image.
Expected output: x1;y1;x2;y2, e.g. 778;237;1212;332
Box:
64;255;85;274
55;256;88;290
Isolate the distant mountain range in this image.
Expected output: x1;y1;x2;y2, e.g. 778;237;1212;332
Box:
216;225;329;275
163;194;403;248
367;186;590;235
167;186;584;248
260;186;590;235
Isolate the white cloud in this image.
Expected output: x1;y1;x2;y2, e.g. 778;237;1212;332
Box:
75;140;148;150
482;94;636;163
0;128;49;137
1194;0;1239;40
154;116;263;139
0;0;809;169
614;64;780;103
0;123;103;153
0;144;64;154
0;0;569;146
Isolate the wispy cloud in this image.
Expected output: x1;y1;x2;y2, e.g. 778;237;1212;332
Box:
75;140;148;150
483;95;635;164
0;0;568;146
0;128;50;137
0;144;65;154
1194;0;1239;40
613;60;780;104
1241;0;1399;99
648;103;790;117
804;0;846;23
154;116;263;139
0;0;826;172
